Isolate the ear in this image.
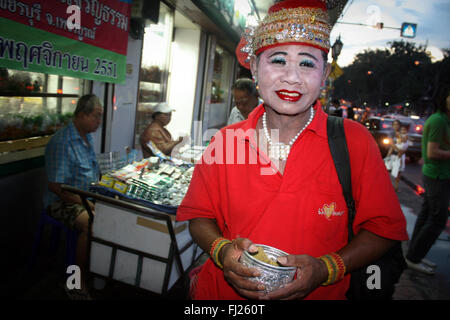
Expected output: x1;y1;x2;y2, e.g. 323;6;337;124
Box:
250;56;258;80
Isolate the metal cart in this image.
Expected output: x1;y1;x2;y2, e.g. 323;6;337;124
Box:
61;184;202;296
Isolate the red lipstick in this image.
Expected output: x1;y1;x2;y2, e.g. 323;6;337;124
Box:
275;90;302;102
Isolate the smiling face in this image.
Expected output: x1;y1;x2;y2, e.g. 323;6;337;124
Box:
250;44;330;116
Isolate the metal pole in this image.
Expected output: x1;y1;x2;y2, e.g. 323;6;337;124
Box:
336;21;401;30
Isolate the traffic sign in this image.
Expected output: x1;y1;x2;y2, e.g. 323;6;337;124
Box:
401;23;417;38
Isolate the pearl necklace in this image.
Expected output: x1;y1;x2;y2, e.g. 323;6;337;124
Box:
262;107;315;161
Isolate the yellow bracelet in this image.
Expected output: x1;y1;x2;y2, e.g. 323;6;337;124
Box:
330;252;346;282
319;253;346;286
209;237;232;269
209;237;226;257
214;239;232;269
319;255;335;285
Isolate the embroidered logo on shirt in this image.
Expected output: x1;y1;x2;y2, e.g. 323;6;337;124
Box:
318;202;344;220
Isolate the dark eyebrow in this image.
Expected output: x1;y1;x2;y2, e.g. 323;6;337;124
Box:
268;51;287;58
298;52;319;61
267;51;319;61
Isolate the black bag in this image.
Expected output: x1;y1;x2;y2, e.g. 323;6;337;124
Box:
327;116;407;300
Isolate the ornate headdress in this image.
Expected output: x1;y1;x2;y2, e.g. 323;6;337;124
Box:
236;0;331;69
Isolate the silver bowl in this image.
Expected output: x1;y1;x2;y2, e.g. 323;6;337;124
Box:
240;244;296;293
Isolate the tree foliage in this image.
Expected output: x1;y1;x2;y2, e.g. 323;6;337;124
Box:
333;40;449;113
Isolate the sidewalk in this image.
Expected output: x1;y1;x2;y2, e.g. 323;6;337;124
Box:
394;239;450;300
392;176;450;300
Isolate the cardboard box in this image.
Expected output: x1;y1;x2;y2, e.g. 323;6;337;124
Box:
89;201;202;294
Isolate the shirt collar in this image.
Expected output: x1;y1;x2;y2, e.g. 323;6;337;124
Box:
309;100;328;139
68;120;93;146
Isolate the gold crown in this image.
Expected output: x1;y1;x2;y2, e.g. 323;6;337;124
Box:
238;5;331;68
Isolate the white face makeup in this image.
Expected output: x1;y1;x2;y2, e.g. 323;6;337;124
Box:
251;44;329;116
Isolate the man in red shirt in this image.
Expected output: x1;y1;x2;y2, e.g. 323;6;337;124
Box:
177;0;408;300
177;101;407;299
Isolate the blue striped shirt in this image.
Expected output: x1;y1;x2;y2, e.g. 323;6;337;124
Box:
44;121;99;207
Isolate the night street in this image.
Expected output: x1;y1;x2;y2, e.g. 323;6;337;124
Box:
392;161;450;299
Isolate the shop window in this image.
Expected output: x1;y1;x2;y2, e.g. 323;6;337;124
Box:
134;3;174;148
0;68;88;164
204;44;234;131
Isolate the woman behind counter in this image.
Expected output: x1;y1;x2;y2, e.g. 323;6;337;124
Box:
140;102;183;158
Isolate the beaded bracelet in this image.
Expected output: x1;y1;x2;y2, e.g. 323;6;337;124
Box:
209;237;232;269
319;252;346;286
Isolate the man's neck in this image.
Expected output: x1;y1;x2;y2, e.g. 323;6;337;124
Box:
73;119;88;143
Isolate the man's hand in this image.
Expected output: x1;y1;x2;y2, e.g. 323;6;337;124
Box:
260;254;328;300
171;135;191;158
220;238;267;299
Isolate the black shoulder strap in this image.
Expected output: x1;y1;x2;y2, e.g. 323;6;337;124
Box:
326;116;356;242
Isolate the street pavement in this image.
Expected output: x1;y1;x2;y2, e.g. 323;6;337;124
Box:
393;205;450;300
391;165;450;300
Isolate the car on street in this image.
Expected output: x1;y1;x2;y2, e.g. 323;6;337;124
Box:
364;116;422;162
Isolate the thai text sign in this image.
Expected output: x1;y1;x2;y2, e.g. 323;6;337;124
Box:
0;0;131;83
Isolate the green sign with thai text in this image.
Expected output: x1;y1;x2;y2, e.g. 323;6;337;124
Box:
0;17;126;83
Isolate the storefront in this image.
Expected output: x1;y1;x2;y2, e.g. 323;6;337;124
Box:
0;0;132;169
0;0;267;290
0;0;269;182
133;0;267;149
0;0;133;281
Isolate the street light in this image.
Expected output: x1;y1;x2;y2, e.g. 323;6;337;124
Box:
327;36;344;114
332;35;344;61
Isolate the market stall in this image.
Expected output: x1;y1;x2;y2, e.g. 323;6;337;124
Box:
62;145;206;296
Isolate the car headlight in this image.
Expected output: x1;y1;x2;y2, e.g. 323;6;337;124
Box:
382;137;391;145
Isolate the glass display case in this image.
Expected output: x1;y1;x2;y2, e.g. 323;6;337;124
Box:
204;44;234;131
134;3;174;148
0;68;88;164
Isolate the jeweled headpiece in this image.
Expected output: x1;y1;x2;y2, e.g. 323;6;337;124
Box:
236;0;331;69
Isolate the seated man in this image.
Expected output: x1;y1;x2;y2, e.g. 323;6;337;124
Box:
227;78;261;125
44;94;103;299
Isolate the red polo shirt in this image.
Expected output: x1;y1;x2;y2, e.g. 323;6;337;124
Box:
177;102;408;300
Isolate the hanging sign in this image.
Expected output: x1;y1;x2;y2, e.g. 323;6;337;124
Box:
0;0;131;84
400;22;417;38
